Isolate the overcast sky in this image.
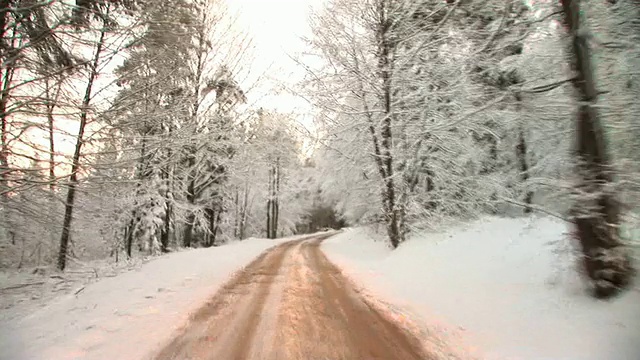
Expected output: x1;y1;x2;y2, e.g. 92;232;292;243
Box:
226;0;325;131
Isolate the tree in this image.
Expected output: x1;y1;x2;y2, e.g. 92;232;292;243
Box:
305;0;509;246
560;0;633;298
58;4;116;270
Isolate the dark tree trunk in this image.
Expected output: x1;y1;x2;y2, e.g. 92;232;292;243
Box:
239;179;248;240
0;31;15;195
160;141;174;252
160;169;172;253
273;158;280;239
515;128;533;213
266;165;272;238
515;92;533;213
205;207;215;247
0;25;15;244
45;79;59;192
183;211;195;248
183;156;196;247
265;161;280;239
561;0;633;298
182;22;206;248
513;93;533;213
233;186;239;238
212;209;221;246
373;0;401;249
57;23;106;271
125;217;135;257
123;122;153;257
160;201;171;252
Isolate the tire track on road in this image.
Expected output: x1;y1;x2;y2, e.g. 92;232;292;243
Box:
153;234;438;360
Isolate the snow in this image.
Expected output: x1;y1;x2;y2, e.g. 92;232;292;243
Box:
0;236;298;360
323;216;640;360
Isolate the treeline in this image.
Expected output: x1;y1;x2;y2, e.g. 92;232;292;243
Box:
0;0;318;270
303;0;639;298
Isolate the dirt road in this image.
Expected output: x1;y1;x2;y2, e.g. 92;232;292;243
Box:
153;235;436;360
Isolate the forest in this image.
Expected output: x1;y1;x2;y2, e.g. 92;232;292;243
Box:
1;0;638;301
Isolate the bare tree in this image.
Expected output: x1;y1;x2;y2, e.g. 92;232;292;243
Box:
57;9;110;270
560;0;633;298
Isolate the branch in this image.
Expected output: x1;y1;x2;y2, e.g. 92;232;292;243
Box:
520;77;576;94
475;0;512;54
498;197;571;222
0;282;45;291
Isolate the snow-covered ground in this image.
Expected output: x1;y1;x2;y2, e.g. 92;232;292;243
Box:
323;216;640;360
0;236;299;360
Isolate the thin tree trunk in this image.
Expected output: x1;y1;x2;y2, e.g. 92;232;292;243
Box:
212;209;221;246
46;81;57;260
561;0;633;298
160;134;174;252
204;207;215;247
376;0;401;248
266;165;272;238
0;32;17;195
124;123;152;257
515;128;533;213
182;18;207;247
183;173;196;247
161;200;172;251
233;186;239;238
45;79;61;192
514;93;533;213
0;23;17;244
273;158;280;238
160;165;172;252
125;217;135;257
239;179;248;240
57;23;107;271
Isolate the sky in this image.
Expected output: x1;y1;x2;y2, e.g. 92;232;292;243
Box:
225;0;325;131
10;0;326;170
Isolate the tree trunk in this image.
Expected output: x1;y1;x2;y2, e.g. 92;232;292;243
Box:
124;123;152;257
57;23;107;271
233;186;239;238
46;80;58;256
45;79;60;192
182;19;206;247
183;155;196;247
561;0;633;298
376;0;401;249
160;174;172;252
0;28;16;196
273;158;280;239
515;128;533;213
239;179;249;240
205;207;215;247
513;93;533;213
125;217;135;257
212;209;221;246
160;139;174;252
266;165;272;238
183;211;195;247
0;23;17;244
161;200;171;252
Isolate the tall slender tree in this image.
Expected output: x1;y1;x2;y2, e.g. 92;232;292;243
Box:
560;0;633;298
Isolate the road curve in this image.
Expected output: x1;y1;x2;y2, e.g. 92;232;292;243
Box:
153;235;437;360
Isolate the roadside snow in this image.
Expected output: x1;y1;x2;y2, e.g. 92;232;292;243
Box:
323;216;640;360
0;236;295;360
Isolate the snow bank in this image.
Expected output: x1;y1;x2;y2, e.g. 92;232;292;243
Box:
323;217;640;359
0;237;295;360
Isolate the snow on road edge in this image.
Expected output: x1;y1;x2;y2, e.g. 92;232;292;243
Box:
0;236;300;360
322;217;640;360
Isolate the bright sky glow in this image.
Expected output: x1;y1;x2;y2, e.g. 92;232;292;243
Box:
226;0;324;129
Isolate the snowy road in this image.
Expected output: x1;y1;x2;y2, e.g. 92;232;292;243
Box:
153;235;435;360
